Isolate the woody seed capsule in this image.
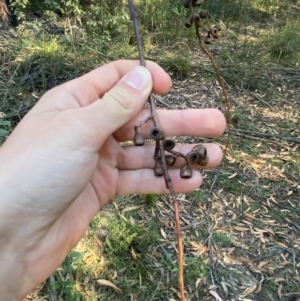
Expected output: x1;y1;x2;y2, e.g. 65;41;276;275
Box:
154;161;164;176
192;13;201;23
192;0;204;6
214;23;222;31
192;144;207;159
150;127;164;141
199;9;208;18
163;138;176;151
133;126;145;146
198;156;209;166
185;16;193;28
186;151;200;164
165;155;176;167
183;0;191;8
210;27;219;37
204;35;212;44
180;163;193;179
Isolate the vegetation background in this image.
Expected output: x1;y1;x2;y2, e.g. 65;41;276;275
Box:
0;0;299;300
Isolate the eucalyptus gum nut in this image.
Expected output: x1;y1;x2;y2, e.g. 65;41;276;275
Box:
192;14;201;23
154;161;164;176
184;16;193;28
214;23;222;31
210;27;218;37
198;156;209;166
183;0;203;8
165;155;176;167
185;151;200;164
183;0;191;8
150;127;164;141
192;0;204;7
192;144;207;158
180;164;193;179
204;36;212;44
163;138;176;151
199;9;208;18
133;131;145;146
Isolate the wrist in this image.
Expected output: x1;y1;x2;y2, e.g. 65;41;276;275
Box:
0;166;34;300
0;242;30;301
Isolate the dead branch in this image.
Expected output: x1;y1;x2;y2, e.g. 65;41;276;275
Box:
227;128;300;144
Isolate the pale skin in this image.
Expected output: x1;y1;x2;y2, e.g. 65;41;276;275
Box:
0;60;226;300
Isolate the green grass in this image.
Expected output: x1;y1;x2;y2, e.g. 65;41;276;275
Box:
190;190;205;203
0;119;12;145
260;19;300;66
158;55;193;79
184;256;209;282
213;231;232;247
217;175;243;193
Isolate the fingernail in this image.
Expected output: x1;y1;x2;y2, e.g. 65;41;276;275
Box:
123;66;152;90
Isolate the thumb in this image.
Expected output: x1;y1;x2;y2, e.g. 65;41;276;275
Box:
80;66;153;147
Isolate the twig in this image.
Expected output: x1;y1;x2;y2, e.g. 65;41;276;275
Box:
226;128;300;144
209;174;218;194
153;94;171;108
192;12;231;153
250;92;274;110
128;1;186;300
197;42;231;151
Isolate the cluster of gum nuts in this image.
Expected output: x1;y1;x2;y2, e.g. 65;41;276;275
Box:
134;125;209;179
183;0;222;44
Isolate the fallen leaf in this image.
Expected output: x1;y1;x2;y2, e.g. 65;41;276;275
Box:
97;279;121;293
243;285;257;296
257;261;269;269
228;172;237;178
160;228;167;239
276;241;289;248
131;246;137;260
278;284;283;299
233;226;249;232
195;278;203;287
209;290;224;301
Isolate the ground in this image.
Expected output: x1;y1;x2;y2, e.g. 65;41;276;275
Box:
0;1;299;300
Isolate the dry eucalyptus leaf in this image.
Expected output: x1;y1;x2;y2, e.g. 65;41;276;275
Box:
97;279;121;293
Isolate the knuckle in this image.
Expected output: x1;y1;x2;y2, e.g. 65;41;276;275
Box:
104;88;134;113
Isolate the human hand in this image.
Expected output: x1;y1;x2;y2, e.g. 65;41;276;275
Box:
0;60;225;300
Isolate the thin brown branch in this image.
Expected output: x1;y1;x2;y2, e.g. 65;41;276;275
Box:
167;149;186;159
128;1;145;67
128;1;186;299
152;93;171;108
195;26;231;153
